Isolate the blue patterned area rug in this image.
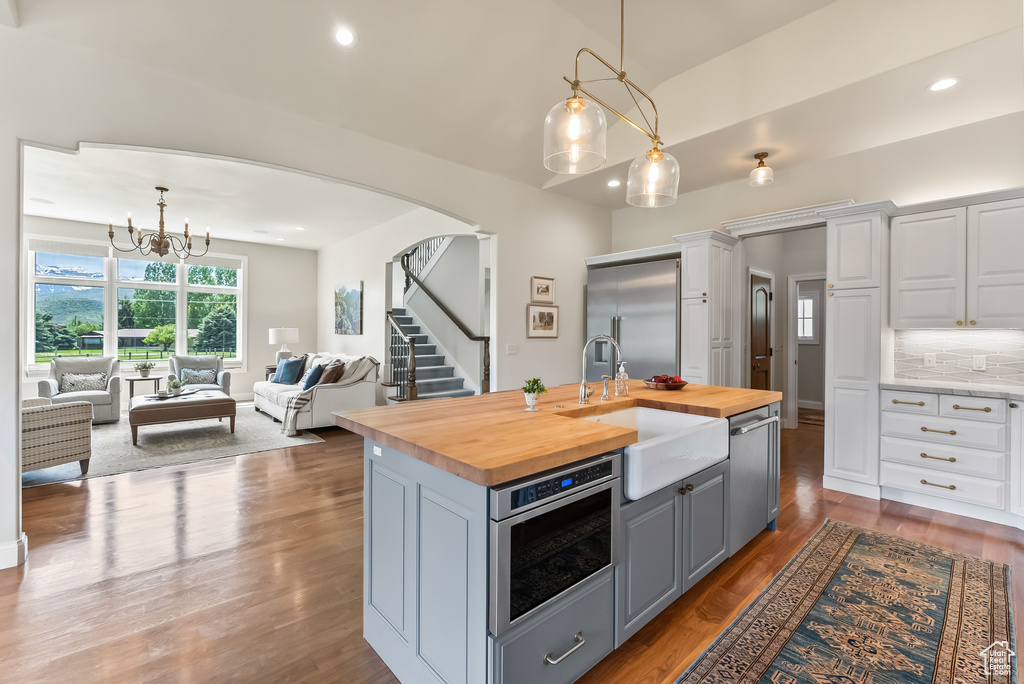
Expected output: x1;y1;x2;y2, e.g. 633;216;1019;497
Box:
677;519;1016;684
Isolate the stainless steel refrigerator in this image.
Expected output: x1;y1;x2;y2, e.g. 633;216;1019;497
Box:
586;259;680;382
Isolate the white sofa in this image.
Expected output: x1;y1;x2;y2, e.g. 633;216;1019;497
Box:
253;353;378;434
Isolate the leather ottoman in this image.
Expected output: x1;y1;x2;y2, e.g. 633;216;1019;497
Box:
128;389;236;446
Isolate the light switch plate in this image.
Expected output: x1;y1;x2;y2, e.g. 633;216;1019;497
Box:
923;353;936;368
506;343;518;355
973;355;987;370
372;445;382;457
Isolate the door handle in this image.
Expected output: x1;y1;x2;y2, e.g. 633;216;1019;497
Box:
544;632;586;665
731;415;779;436
921;427;956;435
952;404;992;413
920;479;956;491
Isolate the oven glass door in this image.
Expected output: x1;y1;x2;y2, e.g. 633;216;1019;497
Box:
506;484;613;623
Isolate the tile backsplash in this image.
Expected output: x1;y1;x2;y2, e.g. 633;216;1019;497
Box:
894;329;1024;386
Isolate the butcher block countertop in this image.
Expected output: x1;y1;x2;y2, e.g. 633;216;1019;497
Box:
334;380;782;487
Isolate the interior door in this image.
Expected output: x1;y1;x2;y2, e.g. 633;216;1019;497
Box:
750;274;772;390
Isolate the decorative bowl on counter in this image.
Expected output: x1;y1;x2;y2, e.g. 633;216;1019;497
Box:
643;380;688;390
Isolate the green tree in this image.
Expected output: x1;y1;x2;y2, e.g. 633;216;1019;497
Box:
35;311;56;352
129;290;176;328
69;321;99;338
51;324;77;350
143;261;176;283
188;265;237;287
142;324;176;352
194;307;236;352
117;295;136;329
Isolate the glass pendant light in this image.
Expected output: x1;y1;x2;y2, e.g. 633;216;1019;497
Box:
626;146;679;208
749;152;774;186
543;96;607;174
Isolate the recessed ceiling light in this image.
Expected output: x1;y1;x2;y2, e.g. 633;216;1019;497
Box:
607;179;621;187
928;77;959;92
276;238;286;242
253;230;269;235
294;226;306;231
28;197;55;204
335;26;358;48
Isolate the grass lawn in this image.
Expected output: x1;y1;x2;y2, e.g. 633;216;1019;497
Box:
34;347;238;364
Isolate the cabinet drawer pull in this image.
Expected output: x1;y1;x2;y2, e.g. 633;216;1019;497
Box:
678;483;695;495
920;479;956;491
921;427;956;435
921;452;956;463
952;404;992;413
544;631;585;665
892;399;925;406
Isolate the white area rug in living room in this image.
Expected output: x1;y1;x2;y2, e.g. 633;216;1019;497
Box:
21;402;325;487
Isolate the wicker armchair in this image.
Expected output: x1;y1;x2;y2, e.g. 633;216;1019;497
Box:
21;398;93;474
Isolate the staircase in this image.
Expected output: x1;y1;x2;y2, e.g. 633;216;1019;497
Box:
389;307;475;400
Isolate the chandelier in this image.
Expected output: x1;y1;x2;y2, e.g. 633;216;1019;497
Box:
543;0;679;208
108;187;210;259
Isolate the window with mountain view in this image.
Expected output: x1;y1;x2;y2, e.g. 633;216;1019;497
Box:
29;249;243;365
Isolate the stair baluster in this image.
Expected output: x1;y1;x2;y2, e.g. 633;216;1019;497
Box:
386;311;417;401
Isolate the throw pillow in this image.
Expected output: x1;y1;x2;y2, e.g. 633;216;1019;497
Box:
59;372;108;393
317;361;346;385
302;364;326;390
181;367;217;385
274;356;304;385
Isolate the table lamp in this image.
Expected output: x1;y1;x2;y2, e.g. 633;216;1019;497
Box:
269;328;299;363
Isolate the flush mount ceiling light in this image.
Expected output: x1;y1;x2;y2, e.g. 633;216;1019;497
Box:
543;0;679;208
928;77;959;92
607;179;621;187
749;153;774;187
335;26;358;47
108;187;210;259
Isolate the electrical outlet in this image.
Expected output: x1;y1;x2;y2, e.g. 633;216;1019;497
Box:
506;343;518;355
973;355;987;371
923;353;936;368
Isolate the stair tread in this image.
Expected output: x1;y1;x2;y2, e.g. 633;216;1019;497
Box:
416;389;476;400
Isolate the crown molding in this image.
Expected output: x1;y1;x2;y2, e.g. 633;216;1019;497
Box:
721;200;855;237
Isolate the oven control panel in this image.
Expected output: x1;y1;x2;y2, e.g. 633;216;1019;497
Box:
509;459;614;511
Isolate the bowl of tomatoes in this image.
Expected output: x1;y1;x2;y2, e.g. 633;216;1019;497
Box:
644;374;688;390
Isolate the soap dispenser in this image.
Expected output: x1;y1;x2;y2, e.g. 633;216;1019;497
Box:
615;361;628;396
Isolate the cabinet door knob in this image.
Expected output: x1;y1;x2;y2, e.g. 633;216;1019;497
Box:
702;292;707;297
956;320;964;326
970;320;977;326
678;483;694;495
828;292;833;297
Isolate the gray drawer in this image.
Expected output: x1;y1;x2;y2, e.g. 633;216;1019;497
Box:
938;394;1008;423
881;390;938;415
490;570;614;684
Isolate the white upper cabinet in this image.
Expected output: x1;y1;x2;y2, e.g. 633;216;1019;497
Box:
967;199;1024;328
890;208;966;328
679;240;709;299
826;213;884;290
891;197;1024;328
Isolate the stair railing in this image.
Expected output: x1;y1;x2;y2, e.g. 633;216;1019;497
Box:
401;251;490;394
404;236;445;292
385;311;418;401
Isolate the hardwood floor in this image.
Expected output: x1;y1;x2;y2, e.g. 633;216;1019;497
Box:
2;424;1021;683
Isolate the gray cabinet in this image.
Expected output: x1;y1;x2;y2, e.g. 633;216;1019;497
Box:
681;460;730;589
728;403;781;555
489;570;614;684
363;440;490;684
615;483;683;645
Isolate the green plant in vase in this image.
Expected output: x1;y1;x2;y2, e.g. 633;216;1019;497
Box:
134;361;155;377
521;377;547;412
167;378;185;395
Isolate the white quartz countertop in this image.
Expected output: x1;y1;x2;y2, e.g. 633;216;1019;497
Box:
880;379;1024;401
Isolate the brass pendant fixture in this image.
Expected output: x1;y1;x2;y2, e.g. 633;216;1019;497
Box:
749;153;774;187
108;187;210;259
543;0;678;208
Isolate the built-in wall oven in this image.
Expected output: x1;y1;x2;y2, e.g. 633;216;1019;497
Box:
489;450;621;636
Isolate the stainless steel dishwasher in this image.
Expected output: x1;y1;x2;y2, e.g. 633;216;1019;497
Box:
728;402;781;556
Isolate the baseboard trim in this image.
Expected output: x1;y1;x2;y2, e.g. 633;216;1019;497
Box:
797;400;824;410
0;533;28;569
880;487;1023;530
822;476;880;500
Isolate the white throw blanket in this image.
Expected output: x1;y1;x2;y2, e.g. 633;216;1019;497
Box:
281;355;379;435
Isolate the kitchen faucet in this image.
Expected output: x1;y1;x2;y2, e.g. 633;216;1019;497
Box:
580;334;622;404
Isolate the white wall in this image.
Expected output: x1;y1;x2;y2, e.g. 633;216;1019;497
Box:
0;27;611;567
22;215;318;404
611;112;1024;250
797;279;826;408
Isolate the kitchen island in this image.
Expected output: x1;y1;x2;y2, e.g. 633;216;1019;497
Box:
335;380;781;684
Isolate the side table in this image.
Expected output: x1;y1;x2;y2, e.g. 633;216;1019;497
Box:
265;365;277;381
126;375;162;399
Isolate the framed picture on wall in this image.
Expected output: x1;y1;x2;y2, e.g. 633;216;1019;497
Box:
530;276;555;304
335;281;363;335
526;304;559;338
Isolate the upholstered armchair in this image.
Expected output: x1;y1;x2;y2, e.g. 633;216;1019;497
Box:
21;398;93;474
167;355;232;394
38;356;121;424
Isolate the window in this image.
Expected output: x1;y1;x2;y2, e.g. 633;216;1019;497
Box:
797;291;819;344
28;241;244;367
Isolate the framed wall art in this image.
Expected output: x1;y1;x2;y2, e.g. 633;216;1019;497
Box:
334;281;363;335
526;304;559;339
530;276;555;304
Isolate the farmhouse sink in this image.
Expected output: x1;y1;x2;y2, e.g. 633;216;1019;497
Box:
580;407;729;500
